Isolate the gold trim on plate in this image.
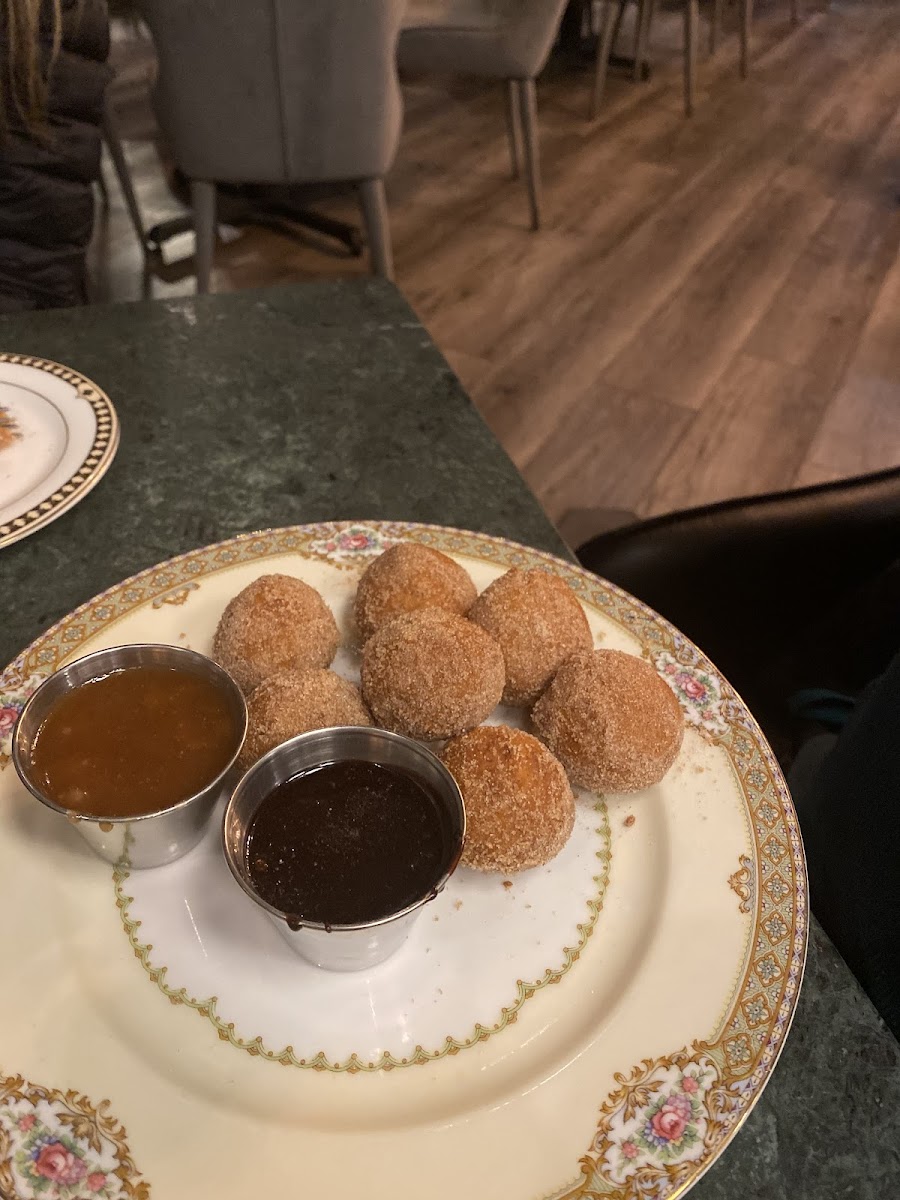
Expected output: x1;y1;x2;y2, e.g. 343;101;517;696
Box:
113;799;612;1073
0;354;120;550
728;855;754;914
0;522;808;1200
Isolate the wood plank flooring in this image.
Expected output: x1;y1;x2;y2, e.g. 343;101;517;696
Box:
93;0;900;546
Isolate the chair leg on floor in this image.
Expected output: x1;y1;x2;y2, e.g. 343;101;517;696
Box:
740;0;753;76
791;0;801;24
359;178;394;279
610;0;627;55
709;0;724;53
684;0;699;116
101;101;146;252
191;179;217;294
516;78;542;231
634;0;657;83
633;0;646;81
591;0;620;118
505;79;523;178
632;0;650;81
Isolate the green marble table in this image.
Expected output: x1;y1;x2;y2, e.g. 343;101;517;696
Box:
1;281;897;1198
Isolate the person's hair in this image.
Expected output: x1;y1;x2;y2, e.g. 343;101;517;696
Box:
1;0;63;140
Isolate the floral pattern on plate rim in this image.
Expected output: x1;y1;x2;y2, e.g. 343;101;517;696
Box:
0;673;46;767
0;521;807;1200
654;652;729;739
307;523;400;563
0;1076;148;1200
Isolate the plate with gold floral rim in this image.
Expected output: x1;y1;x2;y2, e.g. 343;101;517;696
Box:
0;354;119;551
0;521;806;1200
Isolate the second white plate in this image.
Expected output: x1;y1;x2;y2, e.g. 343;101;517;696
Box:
0;353;119;550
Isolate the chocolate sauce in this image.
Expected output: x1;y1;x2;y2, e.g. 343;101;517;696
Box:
245;760;450;926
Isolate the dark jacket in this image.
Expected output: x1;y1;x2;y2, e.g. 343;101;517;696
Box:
0;0;111;311
792;647;900;1044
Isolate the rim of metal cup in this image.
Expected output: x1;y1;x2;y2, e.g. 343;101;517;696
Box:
223;726;467;934
12;643;248;824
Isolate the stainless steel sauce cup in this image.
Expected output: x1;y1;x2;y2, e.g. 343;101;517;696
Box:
223;726;466;972
13;644;247;870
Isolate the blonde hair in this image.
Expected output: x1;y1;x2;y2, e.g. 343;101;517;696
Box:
2;0;63;139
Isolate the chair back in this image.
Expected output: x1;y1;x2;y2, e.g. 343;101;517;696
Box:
138;0;405;184
577;467;900;750
401;0;568;77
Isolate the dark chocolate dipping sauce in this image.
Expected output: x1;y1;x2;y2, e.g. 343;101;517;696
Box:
245;760;450;926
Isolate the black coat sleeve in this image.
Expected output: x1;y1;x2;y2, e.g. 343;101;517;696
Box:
0;0;112;310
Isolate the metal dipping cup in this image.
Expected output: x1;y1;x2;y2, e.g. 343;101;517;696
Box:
13;644;248;870
223;726;467;972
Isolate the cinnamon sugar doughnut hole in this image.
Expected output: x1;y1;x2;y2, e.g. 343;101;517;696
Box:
468;568;592;705
354;543;476;642
240;668;372;770
532;649;683;793
442;726;575;872
213;574;340;695
360;607;504;740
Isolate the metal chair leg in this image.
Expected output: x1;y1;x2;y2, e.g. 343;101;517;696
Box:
633;0;646;81
359;178;394;279
516;78;542;232
591;0;620;118
709;0;724;53
740;0;753;77
609;0;628;56
791;0;800;24
634;0;657;83
684;0;699;116
191;179;217;294
505;79;523;179
101;101;146;253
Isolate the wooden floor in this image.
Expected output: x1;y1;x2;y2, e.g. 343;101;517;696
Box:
94;0;900;546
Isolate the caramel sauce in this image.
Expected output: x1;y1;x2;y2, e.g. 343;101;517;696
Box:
30;667;237;818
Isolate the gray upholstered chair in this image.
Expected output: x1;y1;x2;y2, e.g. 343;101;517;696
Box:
398;0;570;230
137;0;405;290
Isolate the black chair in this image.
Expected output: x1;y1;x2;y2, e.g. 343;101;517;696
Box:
576;467;900;763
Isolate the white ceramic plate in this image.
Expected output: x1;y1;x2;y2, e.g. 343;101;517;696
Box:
0;522;807;1200
0;354;119;550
